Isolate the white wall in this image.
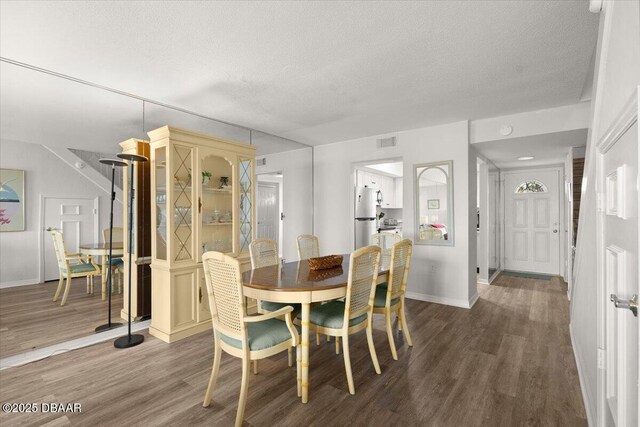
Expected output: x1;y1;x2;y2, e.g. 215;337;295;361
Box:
314;121;478;308
256;147;313;263
0;140;121;287
571;1;640;425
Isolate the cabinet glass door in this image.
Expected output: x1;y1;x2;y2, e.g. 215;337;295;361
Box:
200;152;233;255
239;158;254;253
172;145;195;261
155;146;167;260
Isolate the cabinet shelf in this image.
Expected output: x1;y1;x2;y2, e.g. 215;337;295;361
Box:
203;222;233;226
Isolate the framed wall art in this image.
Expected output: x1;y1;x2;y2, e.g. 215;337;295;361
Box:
0;169;25;231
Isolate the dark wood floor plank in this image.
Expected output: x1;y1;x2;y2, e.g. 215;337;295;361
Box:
0;274;587;426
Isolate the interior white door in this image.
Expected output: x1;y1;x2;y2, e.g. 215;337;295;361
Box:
257;182;279;243
43;197;97;282
603;120;638;427
504;169;560;275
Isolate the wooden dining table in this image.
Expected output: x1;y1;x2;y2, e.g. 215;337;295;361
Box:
242;255;389;403
79;242;124;300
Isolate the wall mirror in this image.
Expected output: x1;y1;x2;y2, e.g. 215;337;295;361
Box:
415;160;454;246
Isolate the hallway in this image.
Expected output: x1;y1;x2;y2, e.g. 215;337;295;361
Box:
0;274;586;426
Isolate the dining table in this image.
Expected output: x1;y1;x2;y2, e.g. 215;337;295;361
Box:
241;254;390;403
79;242;124;300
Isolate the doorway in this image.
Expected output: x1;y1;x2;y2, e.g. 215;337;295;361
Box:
257;173;283;258
41;196;99;282
503;168;562;275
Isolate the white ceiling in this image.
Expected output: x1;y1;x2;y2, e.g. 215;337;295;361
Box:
473;129;588;169
0;1;598;149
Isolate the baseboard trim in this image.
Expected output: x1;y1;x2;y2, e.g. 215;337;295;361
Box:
0;320;151;370
0;278;39;289
569;322;596;427
477;278;490;285
406;291;475;309
468;291;480;308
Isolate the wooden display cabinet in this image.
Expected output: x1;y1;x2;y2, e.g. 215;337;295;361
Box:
148;126;256;343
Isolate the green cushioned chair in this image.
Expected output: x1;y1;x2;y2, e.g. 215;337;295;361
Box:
201;252;301;427
49;229;101;306
372;239;414;361
373;286;399;308
305;301;367;329
308;246;383;395
221;318;301;351
261;301;301;313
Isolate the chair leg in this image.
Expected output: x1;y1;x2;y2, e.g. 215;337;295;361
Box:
296;345;302;398
316;333;321;346
335;336;340;354
86;276;90;294
288;347;293;367
385;309;398;360
61;276;72;306
253;360;258;374
53;276;64;302
203;342;222;407
236;356;251;427
327;335;331;343
400;300;413;347
342;334;355;395
397;309;402;331
367;315;382;374
118;270;123;294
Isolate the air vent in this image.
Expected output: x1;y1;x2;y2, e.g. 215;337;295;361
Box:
377;137;397;149
256;158;267;166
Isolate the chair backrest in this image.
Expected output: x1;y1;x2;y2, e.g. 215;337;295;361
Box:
249;238;279;269
385;239;413;302
344;245;381;325
102;227;124;244
202;251;247;342
49;229;68;270
370;232;401;251
297;234;320;260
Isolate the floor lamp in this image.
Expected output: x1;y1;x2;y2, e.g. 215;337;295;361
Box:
95;158;128;333
114;153;148;349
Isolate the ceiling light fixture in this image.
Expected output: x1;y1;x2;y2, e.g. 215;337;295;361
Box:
518;156;534;161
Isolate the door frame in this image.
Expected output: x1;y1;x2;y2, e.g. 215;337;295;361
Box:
595;89;639;427
256;176;282;257
38;195;99;283
500;165;565;276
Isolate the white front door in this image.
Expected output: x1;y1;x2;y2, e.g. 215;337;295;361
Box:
504;169;561;275
602;119;638;427
42;197;98;282
256;182;279;243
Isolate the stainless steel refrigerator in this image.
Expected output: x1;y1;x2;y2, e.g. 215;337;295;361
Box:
355;186;381;248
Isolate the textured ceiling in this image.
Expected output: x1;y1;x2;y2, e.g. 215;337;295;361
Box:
473;129;588;169
0;1;598;146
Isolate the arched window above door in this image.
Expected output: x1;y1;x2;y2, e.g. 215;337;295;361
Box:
514;180;547;193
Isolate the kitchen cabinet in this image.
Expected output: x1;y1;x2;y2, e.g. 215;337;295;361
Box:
357;170;403;208
148;126;255;343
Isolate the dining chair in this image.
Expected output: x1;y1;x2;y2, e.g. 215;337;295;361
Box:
49;229;101;306
306;245;382;395
249;238;299;369
296;234;320;260
201;251;300;427
372;239;414;360
102;227;124;293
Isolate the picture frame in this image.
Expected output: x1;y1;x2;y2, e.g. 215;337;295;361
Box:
427;199;440;210
0;169;25;232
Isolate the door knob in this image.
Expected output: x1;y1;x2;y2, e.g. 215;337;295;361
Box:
610;294;638;317
553;229;558;233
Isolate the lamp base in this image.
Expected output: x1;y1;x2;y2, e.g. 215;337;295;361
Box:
114;334;144;349
95;322;123;333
